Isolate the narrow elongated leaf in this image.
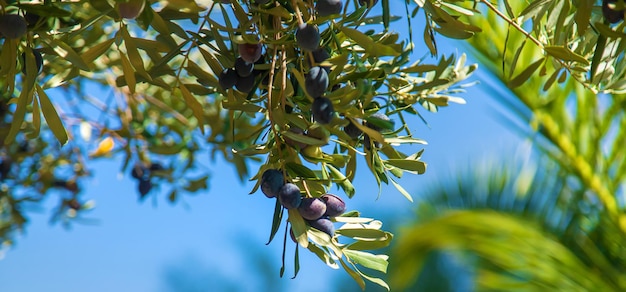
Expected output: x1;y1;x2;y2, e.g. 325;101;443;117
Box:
45;38;90;71
327;164;355;197
281;130;327;146
544;46;589;65
82;38;115;65
336;228;388;239
266;199;284;244
122;26;152;81
119;51;136;94
0;39;18;76
179;84;205;134
308;244;339;269
289;209;308;248
340;258;366;290
292;244;300;279
508;58;544;88
5;81;34;145
382;0;390;29
389;176;413;202
347;234;393;251
344;249;388;273
340;27;400;57
385;159;426;174
28;94;41;140
36;84;68;145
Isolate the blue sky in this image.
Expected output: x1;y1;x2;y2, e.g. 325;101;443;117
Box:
0;4;524;292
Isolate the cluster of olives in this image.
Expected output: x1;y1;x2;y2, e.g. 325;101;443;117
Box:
219;43;265;93
261;169;346;237
603;0;625;23
130;162;163;199
296;22;336;125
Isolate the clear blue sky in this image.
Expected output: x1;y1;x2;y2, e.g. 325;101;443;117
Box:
0;5;523;292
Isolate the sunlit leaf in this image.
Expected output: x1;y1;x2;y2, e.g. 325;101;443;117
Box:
36;84;68;145
89;137;115;158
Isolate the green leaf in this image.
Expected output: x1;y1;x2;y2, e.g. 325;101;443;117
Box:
45;38;90;71
574;0;592;36
292;244;300;279
28;94;41;140
266;199;284;244
307;243;339;269
518;0;552;20
285;162;318;179
544;46;589;65
344;249;389;273
36;84;68;145
340;27;400;57
346;233;393;251
289;209;308;248
389;176;413;202
5;81;35;145
359;271;390;291
198;47;224;78
340;258;366;290
349;118;385;144
385;158;426;174
183;175;208;192
0;38;18;76
122;26;152;81
119;51;136;94
82;38;115;65
179;84;206;134
282;130;328;146
334;216;374;224
382;0;390;29
336;228;388;240
17;3;72;17
508;58;544;88
327;164;355;198
382;136;427;145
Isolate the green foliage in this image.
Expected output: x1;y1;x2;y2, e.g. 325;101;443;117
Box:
392;209;616;291
0;0;481;289
388;153;626;290
387;0;626;290
4;0;625;289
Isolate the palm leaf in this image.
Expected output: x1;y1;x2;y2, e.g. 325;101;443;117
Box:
389;157;626;290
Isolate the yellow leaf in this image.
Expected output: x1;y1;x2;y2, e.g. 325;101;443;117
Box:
90;137;115;158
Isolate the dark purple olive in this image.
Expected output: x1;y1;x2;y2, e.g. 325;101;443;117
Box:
316;0;343;17
278;183;302;209
308;217;334;236
603;0;624;24
321;194;346;217
239;42;263;63
312;97;334;124
296;23;320;51
219;68;237;90
298;197;327;220
0;14;27;39
261;169;284;198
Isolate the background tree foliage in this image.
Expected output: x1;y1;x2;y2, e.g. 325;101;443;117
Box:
1;0;626;290
390;0;626;290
